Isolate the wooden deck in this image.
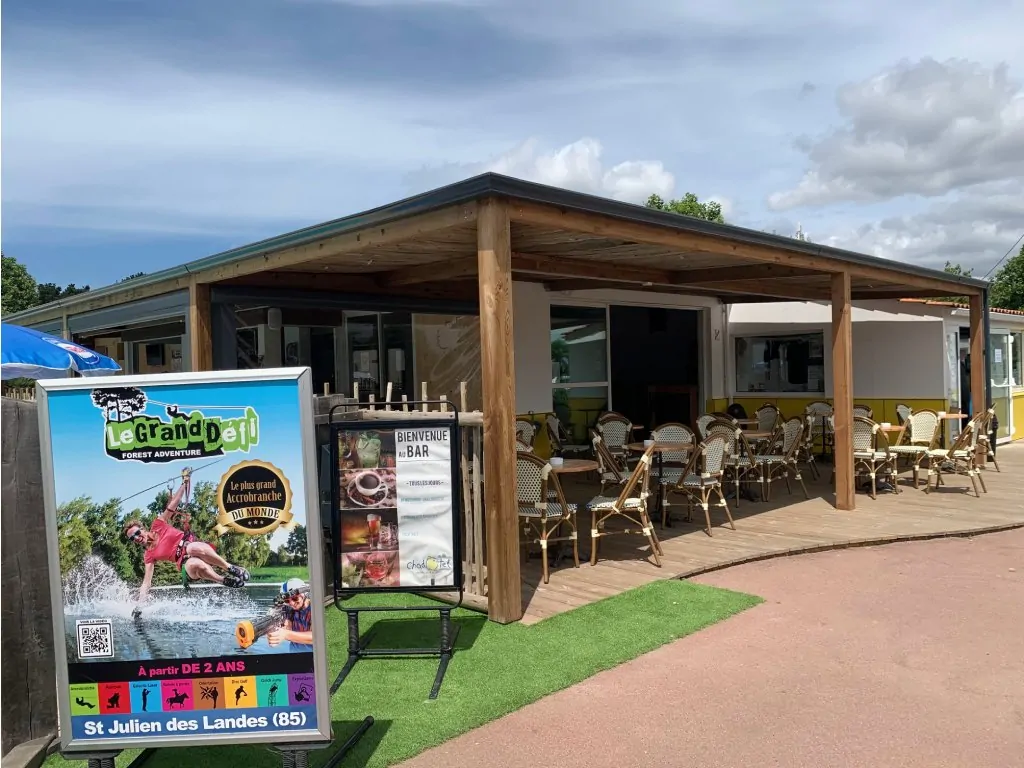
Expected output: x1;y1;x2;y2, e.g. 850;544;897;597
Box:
520;443;1024;624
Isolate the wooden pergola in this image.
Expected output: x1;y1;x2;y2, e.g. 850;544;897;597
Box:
12;174;992;623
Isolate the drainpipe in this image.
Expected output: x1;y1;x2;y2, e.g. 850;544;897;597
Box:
982;288;996;458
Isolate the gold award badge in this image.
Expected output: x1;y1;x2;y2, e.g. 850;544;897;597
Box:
215;460;295;536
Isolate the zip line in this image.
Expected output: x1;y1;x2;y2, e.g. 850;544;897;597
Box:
114;458;226;506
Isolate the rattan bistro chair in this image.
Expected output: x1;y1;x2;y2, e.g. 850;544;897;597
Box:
852;416;899;499
596;411;633;469
974;406;1001;472
515;451;579;584
888;409;940;488
590;429;627;495
586;445;662;567
754;417;809;501
665;434;735;536
925;421;985;497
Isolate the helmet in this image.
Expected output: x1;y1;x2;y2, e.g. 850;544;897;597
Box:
281;577;307;596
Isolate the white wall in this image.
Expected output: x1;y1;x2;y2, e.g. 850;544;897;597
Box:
511;282;728;414
728;318;946;398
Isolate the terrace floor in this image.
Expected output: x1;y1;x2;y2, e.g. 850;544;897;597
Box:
520;442;1024;624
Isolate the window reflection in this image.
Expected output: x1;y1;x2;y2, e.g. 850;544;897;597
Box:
735;332;825;394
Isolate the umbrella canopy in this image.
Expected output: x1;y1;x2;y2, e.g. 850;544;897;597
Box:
1;323;122;380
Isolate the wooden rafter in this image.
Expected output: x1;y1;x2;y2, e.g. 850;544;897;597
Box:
507;200;982;296
380;256;477;286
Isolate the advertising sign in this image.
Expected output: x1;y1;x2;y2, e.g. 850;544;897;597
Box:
333;418;461;593
37;369;331;751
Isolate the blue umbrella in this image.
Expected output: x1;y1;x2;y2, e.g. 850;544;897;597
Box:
1;323;122;380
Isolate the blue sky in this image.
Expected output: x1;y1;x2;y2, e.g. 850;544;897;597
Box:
2;0;1022;285
46;377;309;548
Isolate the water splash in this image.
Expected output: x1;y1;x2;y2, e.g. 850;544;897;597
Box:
63;555;261;621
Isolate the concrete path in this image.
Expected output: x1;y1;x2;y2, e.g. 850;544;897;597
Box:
401;530;1024;768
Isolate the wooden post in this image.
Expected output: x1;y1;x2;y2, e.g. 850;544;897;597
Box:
969;294;985;417
831;271;855;511
477;198;522;623
188;279;213;372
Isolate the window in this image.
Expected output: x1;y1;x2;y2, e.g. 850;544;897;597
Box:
1012;332;1022;388
734;332;825;394
551;305;609;442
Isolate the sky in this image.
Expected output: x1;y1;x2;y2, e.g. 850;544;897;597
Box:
47;377;309;550
2;0;1023;287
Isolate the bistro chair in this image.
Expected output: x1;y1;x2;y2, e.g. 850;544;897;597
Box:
515;451;579;584
974;406;1000;472
805;401;834;454
586;445;662;567
888;409;940;488
516;437;533;452
757;417;810;501
596;411;633;469
515;418;538;449
895;403;913;425
707;418;750;505
696;414;718;439
665;434;735;536
590;430;627;496
925;421;985;497
851;416;899;499
651;422;696;523
754;403;782;434
794;412;821;480
546;413;589;457
853;404;874;419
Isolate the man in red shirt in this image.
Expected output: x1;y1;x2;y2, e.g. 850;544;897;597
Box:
123;469;250;607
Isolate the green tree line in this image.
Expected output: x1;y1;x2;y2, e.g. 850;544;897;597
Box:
58;480;308;586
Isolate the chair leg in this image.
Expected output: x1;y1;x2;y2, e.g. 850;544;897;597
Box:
717;486;736;530
701;499;712;537
869;470;877;500
783;470;792;495
990;451;1000;472
976;465;988;494
540;536;550;584
794;465;810;499
641;511;662;566
590;511;600;566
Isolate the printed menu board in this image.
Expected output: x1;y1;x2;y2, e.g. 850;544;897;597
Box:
334;420;460;592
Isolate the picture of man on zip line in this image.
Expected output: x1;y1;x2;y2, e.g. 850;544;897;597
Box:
123;467;251;611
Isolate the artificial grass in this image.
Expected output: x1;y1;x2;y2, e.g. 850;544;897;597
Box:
46;580;761;768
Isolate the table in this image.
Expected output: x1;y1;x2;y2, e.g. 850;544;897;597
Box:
550;459;599;475
938;412;963;449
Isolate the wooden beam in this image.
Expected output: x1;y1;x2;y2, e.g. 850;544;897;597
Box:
512;252;672;284
477;198;522;624
379;256;478;287
969;294;985;418
508;200;982;296
196;202;478;284
221;271;480;303
666;264;821;284
541;277;827;302
831;271;855;511
188;279;213;372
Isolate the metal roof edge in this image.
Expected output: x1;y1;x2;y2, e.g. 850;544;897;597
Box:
4;172;989;325
482;173;991;291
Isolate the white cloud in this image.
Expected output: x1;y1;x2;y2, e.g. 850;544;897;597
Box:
481;138;675;203
770;58;1024;210
824;180;1024;273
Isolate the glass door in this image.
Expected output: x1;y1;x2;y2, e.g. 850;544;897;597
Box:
991;330;1012;440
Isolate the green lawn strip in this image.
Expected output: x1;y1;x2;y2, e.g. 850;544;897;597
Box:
247;565;310;583
46;580;761;768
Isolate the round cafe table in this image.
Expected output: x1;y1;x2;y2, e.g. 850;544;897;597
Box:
550;459;599;474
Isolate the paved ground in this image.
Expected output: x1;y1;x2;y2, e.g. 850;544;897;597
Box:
401;530;1024;768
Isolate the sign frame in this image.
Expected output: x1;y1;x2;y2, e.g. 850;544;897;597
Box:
329;408;464;597
37;367;333;753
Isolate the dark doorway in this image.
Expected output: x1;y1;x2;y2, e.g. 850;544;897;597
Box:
609;306;701;431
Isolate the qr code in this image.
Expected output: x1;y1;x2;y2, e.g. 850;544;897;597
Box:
76;620;114;659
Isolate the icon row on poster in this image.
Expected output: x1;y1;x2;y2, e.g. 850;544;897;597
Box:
69;674;316;716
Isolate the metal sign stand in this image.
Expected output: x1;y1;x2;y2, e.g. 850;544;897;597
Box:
323;401;466;761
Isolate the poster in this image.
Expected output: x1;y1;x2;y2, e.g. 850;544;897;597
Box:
38;369;331;751
334;420;460;592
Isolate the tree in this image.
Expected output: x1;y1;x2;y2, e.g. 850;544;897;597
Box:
990;244;1024;312
943;261;973;278
645;193;725;224
57;498;96;575
91;387;147;421
286;525;308;565
122;272;146;282
37;282;90;304
1;254;38;314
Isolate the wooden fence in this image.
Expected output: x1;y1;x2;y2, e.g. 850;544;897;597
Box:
1;397;58;756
